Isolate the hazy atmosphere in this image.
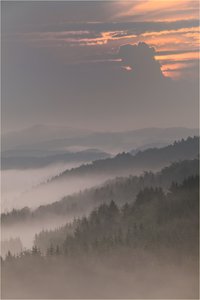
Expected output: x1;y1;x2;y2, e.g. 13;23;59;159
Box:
2;0;199;132
1;1;199;299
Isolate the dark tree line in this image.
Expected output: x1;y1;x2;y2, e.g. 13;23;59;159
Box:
52;136;199;181
1;158;198;226
3;175;198;259
2;175;198;299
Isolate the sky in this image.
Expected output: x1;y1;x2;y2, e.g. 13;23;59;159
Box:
2;0;199;133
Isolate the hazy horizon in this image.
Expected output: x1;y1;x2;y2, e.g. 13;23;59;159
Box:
2;123;199;136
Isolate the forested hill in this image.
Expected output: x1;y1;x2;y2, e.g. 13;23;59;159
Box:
34;175;199;256
2;158;198;226
2;175;199;299
50;136;199;181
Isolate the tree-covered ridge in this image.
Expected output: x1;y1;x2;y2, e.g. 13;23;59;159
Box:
2;175;198;299
50;136;199;181
2;158;198;226
33;175;199;256
34;222;75;254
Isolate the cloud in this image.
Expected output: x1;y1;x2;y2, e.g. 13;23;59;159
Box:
2;1;199;132
8;18;198;80
114;0;199;22
2;34;198;133
156;48;199;56
118;42;164;81
16;19;199;37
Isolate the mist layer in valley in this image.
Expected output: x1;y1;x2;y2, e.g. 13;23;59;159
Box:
1;157;198;249
1;161;93;212
2;174;199;299
2;251;198;299
1;136;199;299
3;135;196;213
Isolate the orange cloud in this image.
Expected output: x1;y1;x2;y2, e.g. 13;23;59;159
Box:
24;30;138;47
18;0;199;81
141;27;199;37
115;0;198;22
156;51;199;62
158;51;199;79
140;26;199;54
161;61;197;79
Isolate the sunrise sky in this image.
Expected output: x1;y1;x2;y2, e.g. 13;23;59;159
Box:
2;1;199;132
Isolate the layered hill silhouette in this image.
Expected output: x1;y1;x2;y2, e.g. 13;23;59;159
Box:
2;158;198;226
50;136;199;182
2;126;198;153
2;174;199;299
1;149;110;170
34;175;199;257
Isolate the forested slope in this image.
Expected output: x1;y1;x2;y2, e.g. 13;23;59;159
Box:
2;175;199;299
49;136;199;181
1;158;198;226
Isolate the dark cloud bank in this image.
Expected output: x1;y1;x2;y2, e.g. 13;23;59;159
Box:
2;38;198;132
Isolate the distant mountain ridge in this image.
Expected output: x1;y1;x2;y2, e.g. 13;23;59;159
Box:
50;136;199;182
1;124;92;151
2;125;198;152
1;149;110;170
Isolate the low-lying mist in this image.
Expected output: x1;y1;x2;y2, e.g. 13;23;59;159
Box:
2;249;198;299
1;162;118;249
1;161;109;212
1;216;73;250
1;174;115;248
